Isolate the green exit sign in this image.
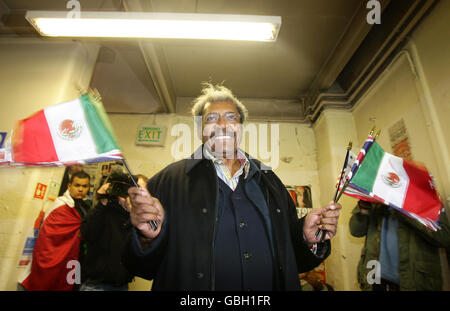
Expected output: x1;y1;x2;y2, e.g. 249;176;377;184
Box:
136;126;166;146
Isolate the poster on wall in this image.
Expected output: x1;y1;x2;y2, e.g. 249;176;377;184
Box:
17;228;39;267
388;118;413;160
285;185;313;218
46;181;60;202
83;163;101;200
97;163;113;189
17;209;45;268
285;185;329;289
95;161;125;187
299;261;329;290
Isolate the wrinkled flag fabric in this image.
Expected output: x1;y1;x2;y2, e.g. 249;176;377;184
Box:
345;141;442;231
1;94;122;166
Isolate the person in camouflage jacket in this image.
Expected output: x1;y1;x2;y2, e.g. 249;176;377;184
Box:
350;200;450;290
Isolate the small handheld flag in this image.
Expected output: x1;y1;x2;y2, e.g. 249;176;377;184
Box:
335;129;379;203
345;140;442;231
1;91;159;231
2;92;122;166
334;127;442;231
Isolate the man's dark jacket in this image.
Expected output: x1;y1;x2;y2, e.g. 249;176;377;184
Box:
81;200;134;286
122;150;330;290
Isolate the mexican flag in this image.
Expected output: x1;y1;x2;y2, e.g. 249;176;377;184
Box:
4;94;122;166
348;141;442;231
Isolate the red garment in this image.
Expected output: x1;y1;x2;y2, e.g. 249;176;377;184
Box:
21;204;82;291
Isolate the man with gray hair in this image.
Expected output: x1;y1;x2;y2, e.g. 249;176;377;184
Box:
191;83;248;161
123;82;341;291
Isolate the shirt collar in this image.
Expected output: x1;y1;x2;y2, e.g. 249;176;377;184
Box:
203;147;250;179
186;145;271;179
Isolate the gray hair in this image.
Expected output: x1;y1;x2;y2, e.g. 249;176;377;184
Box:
191;82;248;125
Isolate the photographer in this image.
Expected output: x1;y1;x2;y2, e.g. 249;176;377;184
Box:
80;166;148;291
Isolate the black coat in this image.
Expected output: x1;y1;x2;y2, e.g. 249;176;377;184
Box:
122;152;330;290
81;200;134;285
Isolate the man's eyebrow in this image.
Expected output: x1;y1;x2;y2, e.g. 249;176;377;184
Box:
205;111;237;115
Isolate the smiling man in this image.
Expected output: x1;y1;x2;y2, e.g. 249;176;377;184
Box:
201;101;242;159
19;171;91;291
123;83;341;291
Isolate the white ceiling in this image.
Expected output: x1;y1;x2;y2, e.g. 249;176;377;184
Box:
0;0;384;119
151;0;361;98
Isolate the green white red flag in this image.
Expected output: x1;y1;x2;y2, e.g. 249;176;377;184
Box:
0;94;122;166
343;141;442;231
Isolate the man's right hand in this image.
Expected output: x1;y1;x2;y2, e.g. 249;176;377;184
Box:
128;186;164;241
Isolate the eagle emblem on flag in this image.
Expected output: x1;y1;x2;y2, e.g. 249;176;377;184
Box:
57;119;81;141
382;172;401;188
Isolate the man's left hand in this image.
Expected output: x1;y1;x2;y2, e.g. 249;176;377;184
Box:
303;201;342;247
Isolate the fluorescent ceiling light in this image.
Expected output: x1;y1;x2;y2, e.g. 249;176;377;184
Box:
25;11;281;42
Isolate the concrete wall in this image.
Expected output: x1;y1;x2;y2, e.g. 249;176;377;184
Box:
406;0;450;204
313;109;361;290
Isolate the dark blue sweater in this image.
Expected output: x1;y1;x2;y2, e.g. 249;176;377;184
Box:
214;172;274;290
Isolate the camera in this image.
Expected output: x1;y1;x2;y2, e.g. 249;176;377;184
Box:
103;166;136;199
107;180;133;198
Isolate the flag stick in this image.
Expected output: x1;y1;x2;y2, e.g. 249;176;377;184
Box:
333;141;352;202
315;141;352;242
122;159;158;231
335;179;350;202
121;159;139;188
